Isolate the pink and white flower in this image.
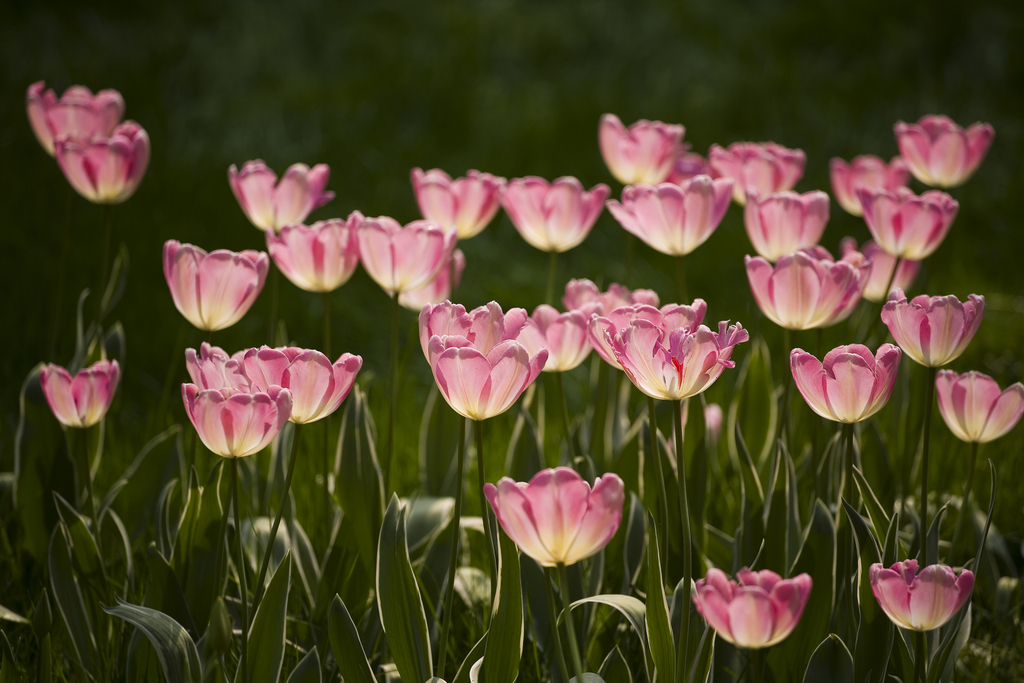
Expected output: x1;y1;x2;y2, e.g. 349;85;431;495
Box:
55;121;150;204
563;279;659;316
894;115;994;188
598;114;685;185
870;560;974;631
39;360;121;428
830;155;909;216
790;344;902;423
182;384;292;459
693;568;812;649
265;213;362;293
501;176;609;253
163;241;269;332
744;190;830;262
881;289;985;367
935;370;1024;443
411;168;506;239
357;217;455;295
243;346;362;425
589;301;707;371
708;142;806;205
858;187;958;261
228;160;334;232
26;81;125;156
516;305;592;373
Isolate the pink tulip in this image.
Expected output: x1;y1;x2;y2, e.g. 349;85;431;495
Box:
598;114;685;185
501;176;610;253
840;238;919;303
935;370;1024;443
243;346;362;424
705;403;723;446
410;168;507;239
484;467;624;567
357;217;455;294
185;343;250;391
606;177;734;256
517;305;592;372
708;142;806;205
26;81;125;156
858;187;959;260
610;318;748;401
419;301;474;359
743;190;829;262
790;344;902;423
398;249;466;312
894;115;994;188
870;560;974;631
830;155;909;216
55;121;150;204
39;360;121;428
163;241;270;332
562;279;659;316
265;213;362;293
666;151;712;185
881;289;985;367
693;568;812;649
182;384;292;459
228;160;335;232
590;301;707;371
418;300;531;360
745;247;870;330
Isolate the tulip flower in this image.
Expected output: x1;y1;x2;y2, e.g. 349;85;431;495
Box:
182;384;292;459
935;370;1024;444
243;346;362;424
708;142;806;205
163;241;270;332
563;279;659;316
598;114;685;185
419;300;531;360
26;81;125;156
484;467;624;567
693;568;812;649
704;403;723;446
870;560;974;631
745;247;870;331
858;187;959;261
517;305;592;373
54;121;150;204
228;160;335;232
790;344;902;423
399;249;465;312
606;177;734;256
410;168;507;239
743;190;830;262
840;238;919;303
265;214;362;293
830;155;909;216
502;176;610;253
590;301;707;371
39;360;121;428
357;217;455;295
666;151;712;184
185;343;250;391
881;290;985;367
894;115;995;188
418;301;474;359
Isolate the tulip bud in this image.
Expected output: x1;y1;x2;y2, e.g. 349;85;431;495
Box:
411;168;506;239
708;141;805;205
935;370;1024;443
881;289;984;367
26;81;124;156
163;241;269;332
894;115;994;188
598;114;685;185
870;560;973;631
517;305;592;373
229;160;335;232
502;176;609;253
55;121;150;204
830;155;909;216
790;344;902;423
39;360;121;428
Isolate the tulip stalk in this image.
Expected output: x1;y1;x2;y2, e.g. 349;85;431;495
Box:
386;292;400;494
914;630;925;683
949;440;980;563
556;372;577;464
230;459;249;683
546;251;559;306
675;255;688;303
322;291;332;541
557;563;586;681
779;328;792;447
920;366;936;565
99;204;113;314
253;422;302;613
543;567;572;683
70;427;100;533
476;420;497;594
648;395;670;569
436;415;467;677
673;398;692;683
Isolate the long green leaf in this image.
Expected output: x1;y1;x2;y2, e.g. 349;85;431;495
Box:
242;554;291;683
336;386;385;576
286;646;322;683
726;338;777;470
483;527;524;683
645;511;674;683
328;595;375;683
843;500;891;683
570;595;652;681
802;634;853;683
104;599;202;683
48;525;97;674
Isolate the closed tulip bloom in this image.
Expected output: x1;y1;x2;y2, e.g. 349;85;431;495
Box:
607;177;734;256
163;241;270;332
666;151;712;184
39;360;121;428
418;301;474;359
598;114;685;185
590;301;707;370
894;115;995;188
935;370;1024;443
790;344;902;423
693;568;812;649
744;190;830;262
704;403;724;446
881;289;985;367
563;279;659;316
185;343;250;391
830;155;909;217
55;121;150;204
182;384;292;459
502;176;610;253
265;214;362;293
746;247;870;330
870;560;974;631
708;142;806;205
399;249;465;312
484;467;624;567
357;217;455;294
243;346;362;424
410;168;506;239
228;160;335;232
517;305;592;372
858;187;959;261
26;81;125;156
840;238;919;303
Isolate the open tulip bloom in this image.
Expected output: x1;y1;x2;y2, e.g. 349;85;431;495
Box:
182;384;293;459
830;154;909;217
229;160;334;232
881;289;984;368
185;343;250;391
420;299;530;359
590;300;707;371
598;113;685;185
501;176;609;253
398;248;465;312
163;241;270;332
708;141;806;205
563;278;659;316
894;115;994;188
743;189;829;262
517;305;592;373
870;560;974;632
693;568;812;649
935;370;1024;444
790;344;901;423
858;187;959;261
55;121;150;204
243;346;362;425
841;237;919;304
40;360;121;429
411;168;506;239
265;213;362;293
357;216;455;295
26;81;125;156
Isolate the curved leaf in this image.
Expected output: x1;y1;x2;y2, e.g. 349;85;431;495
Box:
802;634;853;683
286;646;321;683
243;554;291;683
104;598;202;683
645;511;674;683
48;525;97;674
483;527;524;683
328;595;375;683
569;595;652;681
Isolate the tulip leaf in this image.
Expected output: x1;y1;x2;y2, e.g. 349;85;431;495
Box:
32;589;52;641
802;633;853;683
925;503;949;567
929;605;971;683
483;527;524;683
621;493;646;594
285;646;321;683
48;525;98;674
727;337;777;471
38;633;52;683
570;675;606;682
376;494;433;683
453;635;487;683
145;548;198;638
842;499;892;683
104;598;202;683
882;512;900;566
182;464;227;633
570;594;652;681
851;466;889;541
645;511;675;683
0;606;27;626
243;554;291;683
599;645;634;683
419;385;461;496
733;423;765;572
336;386;385;576
328;595;375;683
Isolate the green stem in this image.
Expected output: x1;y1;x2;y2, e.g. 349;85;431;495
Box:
98;204;113;317
949;441;979;564
476;420;497;603
386;293;400;495
675;254;688;303
322;291;332;357
213;461;231;600
231;459;249;683
48;184;74;359
556;372;577;464
268;264;279;343
252;423;302;612
779;327;792;448
647;395;669;571
436;415;467;677
751;647;764;683
544;567;572;683
839;422;855;509
673;399;692;683
75;427;100;534
557;563;585;681
914;629;925;683
921;366;936;566
624;233;635;286
592;361;608;469
546;251;559;306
